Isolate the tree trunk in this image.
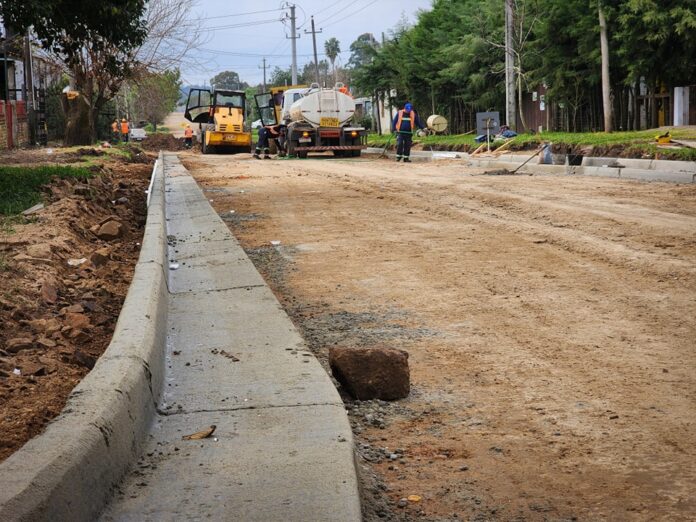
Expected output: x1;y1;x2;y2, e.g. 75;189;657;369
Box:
598;3;612;132
517;73;528;131
61;93;91;146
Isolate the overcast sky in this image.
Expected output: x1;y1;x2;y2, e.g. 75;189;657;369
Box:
183;0;433;87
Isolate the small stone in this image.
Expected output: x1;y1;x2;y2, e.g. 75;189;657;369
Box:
115;197;129;205
96;220;124;240
26;243;52;258
40;279;59;304
21;363;46;376
65;312;91;330
6;337;34;353
74;184;91;196
90;247;110;267
459;465;469;471
63;304;85;314
36;337;57;349
73;350;96;369
398;499;408;508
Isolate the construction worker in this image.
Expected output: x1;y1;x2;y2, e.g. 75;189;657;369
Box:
392;102;425;162
254;125;283;159
111;119;119;142
120;118;130;142
184;124;194;149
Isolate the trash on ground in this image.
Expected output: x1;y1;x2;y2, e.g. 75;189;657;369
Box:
22;203;44;216
182;425;217;440
169;262;180;270
407;495;422;503
13;368;21;376
67;258;88;266
270;240;281;246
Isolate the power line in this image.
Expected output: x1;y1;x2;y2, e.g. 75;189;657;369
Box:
312;0;343;18
323;0;380;28
202;18;281;32
317;0;364;25
199;7;285;21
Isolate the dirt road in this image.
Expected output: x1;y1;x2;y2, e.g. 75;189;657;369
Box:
183;153;696;521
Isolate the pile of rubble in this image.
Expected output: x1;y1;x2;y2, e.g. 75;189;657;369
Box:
0;161;152;461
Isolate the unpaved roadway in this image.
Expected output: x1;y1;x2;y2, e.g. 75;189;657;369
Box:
182;153;696;521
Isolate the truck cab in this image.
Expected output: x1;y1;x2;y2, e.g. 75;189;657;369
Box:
185;89;252;154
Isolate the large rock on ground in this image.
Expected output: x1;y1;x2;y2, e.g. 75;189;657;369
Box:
96;220;124;240
329;347;410;400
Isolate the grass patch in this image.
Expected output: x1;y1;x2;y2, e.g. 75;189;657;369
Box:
368;128;696;160
0;165;94;215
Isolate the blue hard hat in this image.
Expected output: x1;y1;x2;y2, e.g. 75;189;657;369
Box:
404;102;412;112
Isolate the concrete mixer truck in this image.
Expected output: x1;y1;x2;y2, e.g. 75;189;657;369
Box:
254;83;367;158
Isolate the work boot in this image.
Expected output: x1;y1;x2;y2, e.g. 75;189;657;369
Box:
253;152;261;160
396;156;402;162
264;155;272;160
403;157;412;163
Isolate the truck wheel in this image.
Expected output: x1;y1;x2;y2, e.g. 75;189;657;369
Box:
201;133;210;154
287;140;297;157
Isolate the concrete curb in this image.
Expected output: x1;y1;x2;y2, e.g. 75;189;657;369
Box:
0;153;169;522
364;147;696;183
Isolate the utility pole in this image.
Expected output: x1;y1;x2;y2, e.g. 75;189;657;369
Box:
304;16;322;85
24;33;36;144
259;57;269;92
504;0;516;130
286;4;299;85
2;25;9;102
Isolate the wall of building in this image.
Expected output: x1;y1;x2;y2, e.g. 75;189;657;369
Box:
0;100;30;150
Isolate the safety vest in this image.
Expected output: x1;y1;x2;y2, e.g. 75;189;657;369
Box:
395;110;415;133
184;127;193;138
121;121;129;134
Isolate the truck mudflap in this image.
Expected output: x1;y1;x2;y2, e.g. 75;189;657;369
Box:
295;145;366;151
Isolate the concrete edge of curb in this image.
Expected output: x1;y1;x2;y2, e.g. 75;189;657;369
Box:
0;152;169;522
364;147;696;182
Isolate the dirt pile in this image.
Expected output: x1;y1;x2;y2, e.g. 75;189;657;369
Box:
0;159;152;462
141;133;187;151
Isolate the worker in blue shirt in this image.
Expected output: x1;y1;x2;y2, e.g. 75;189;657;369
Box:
392;102;425;162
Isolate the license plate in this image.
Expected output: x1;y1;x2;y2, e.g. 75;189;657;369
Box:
320;117;340;127
299;138;311;143
224;135;237;141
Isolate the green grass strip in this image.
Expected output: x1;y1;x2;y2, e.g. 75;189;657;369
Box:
0;165;94;215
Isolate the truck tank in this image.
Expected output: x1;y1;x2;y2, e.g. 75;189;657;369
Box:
288;85;355;128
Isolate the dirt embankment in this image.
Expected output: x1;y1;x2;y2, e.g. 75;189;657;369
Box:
0;152;153;462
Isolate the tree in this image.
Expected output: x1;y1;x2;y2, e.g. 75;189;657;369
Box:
269;66;293;87
132;68;181;131
598;1;612;132
210;70;248;91
347;33;379;70
1;0;148;144
324;37;341;83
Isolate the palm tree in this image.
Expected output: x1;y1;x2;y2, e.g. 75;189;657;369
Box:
324;37;341;85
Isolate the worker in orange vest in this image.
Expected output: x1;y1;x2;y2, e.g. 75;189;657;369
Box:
111;120;119;142
184;124;194;149
120;118;130;142
392;102;424;162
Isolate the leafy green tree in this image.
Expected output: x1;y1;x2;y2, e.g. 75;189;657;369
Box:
269;66;293;87
210;70;248;91
132;68;181;131
1;0;148;144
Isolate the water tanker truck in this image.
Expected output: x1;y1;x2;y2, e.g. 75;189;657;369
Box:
255;83;367;158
